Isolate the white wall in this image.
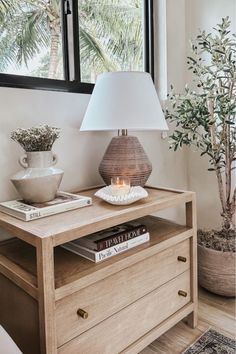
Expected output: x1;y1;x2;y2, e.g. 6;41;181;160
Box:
185;0;236;229
166;0;187;93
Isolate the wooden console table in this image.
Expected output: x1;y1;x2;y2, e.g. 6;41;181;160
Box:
0;186;197;354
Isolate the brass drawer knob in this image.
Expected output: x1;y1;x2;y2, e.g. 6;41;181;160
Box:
178;290;187;297
77;309;88;319
177;256;187;263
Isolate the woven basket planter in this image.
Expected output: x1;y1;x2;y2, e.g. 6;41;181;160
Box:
198;244;236;297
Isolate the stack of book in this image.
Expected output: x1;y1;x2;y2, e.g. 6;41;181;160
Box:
62;221;150;263
0;192;92;221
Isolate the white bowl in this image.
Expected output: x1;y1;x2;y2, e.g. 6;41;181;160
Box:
95;186;148;205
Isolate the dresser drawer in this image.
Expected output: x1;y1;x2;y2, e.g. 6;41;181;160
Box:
58;270;190;354
56;239;190;346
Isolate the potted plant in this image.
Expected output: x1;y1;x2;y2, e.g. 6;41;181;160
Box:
165;17;235;296
11;124;64;203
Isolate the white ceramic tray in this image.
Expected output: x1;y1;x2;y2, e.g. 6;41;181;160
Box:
95;186;148;205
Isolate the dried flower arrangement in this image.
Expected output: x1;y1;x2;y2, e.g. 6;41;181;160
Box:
11;124;61;152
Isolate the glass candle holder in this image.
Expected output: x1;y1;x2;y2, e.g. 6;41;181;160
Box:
111;177;131;196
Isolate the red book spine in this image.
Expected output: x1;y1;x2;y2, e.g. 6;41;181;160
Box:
96;226;147;251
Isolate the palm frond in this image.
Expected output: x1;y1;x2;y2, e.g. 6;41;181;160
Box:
80;26;117;71
79;0;144;73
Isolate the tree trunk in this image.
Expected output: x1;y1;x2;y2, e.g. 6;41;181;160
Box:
48;27;60;79
222;208;234;230
222;188;236;230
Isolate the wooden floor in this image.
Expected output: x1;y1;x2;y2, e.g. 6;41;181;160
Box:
140;287;236;354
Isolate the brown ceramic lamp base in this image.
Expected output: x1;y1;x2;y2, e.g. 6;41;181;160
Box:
99;136;152;187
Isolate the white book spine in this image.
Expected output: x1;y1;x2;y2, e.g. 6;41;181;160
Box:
62;232;150;262
25;198;91;221
0;206;23;220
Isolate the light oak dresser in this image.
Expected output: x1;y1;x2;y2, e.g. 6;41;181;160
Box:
0;186;197;354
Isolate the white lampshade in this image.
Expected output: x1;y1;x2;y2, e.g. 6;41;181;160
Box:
80;71;169;131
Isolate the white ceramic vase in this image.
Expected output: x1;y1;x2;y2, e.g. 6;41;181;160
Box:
11;151;64;203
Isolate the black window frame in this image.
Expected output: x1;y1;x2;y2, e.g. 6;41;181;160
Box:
0;0;154;94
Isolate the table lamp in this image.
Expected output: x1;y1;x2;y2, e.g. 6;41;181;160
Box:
80;72;169;186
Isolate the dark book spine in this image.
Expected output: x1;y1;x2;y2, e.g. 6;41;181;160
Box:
96;226;147;251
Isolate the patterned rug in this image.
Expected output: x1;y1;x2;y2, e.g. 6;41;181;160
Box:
183;329;236;354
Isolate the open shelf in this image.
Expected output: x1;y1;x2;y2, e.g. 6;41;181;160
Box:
0;216;192;300
0;187;193;247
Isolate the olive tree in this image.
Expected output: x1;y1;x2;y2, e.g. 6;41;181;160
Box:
166;17;235;231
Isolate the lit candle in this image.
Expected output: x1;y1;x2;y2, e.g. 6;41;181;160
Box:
111;177;131;196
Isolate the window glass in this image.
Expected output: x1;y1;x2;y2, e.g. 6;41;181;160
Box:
78;0;145;83
0;0;64;79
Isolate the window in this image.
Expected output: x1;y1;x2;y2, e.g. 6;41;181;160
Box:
0;1;64;80
0;0;154;93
